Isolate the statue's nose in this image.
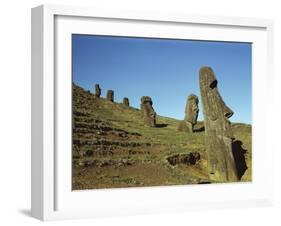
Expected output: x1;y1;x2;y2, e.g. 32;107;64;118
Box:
150;111;156;117
223;104;234;118
215;91;234;119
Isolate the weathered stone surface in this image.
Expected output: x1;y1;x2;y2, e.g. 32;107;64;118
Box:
140;96;156;127
106;90;114;102
185;94;199;124
199;66;238;182
123;97;129;107
95;84;101;98
178;94;199;133
167;152;200;166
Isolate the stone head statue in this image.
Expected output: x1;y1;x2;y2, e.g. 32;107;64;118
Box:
184;94;199;125
123;97;129;107
140;96;156;127
106;90;114;102
199;66;238;182
178;94;199;133
95;84;101;98
199;67;234;138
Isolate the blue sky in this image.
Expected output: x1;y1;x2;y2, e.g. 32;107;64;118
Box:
72;34;252;124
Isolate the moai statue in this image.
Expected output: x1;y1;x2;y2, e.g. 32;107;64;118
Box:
199;66;238;182
106;90;114;102
140;96;156;127
94;84;101;98
123;97;129;107
178;94;199;133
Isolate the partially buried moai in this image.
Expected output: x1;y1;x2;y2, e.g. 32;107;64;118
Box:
94;84;101;98
140;96;156;127
178;94;199;133
123;97;129;107
106;90;114;102
199;66;238;182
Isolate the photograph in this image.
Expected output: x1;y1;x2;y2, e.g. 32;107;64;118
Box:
71;34;252;190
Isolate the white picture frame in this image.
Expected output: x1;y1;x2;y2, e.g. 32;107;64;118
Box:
31;4;274;221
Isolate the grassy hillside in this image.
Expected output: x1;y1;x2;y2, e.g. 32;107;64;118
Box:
72;84;252;190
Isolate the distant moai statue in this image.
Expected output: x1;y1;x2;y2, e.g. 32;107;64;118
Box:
199;66;238;182
140;96;156;127
106;90;114;102
178;94;199;133
123;97;130;107
94;84;101;98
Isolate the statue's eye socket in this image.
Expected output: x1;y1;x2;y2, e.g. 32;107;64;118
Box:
209;80;217;89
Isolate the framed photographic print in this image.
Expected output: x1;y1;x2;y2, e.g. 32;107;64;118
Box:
31;4;274;221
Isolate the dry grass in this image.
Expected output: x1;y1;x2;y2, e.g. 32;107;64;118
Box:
72;84;252;190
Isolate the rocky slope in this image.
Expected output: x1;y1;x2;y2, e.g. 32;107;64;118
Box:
72;84;252;190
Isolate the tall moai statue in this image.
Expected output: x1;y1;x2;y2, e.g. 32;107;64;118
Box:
94;84;101;98
178;94;199;133
140;96;156;127
199;66;238;182
106;90;114;102
123;97;130;107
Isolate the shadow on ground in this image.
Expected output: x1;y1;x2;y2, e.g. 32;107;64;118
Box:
155;123;169;128
194;126;205;133
232;140;248;180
